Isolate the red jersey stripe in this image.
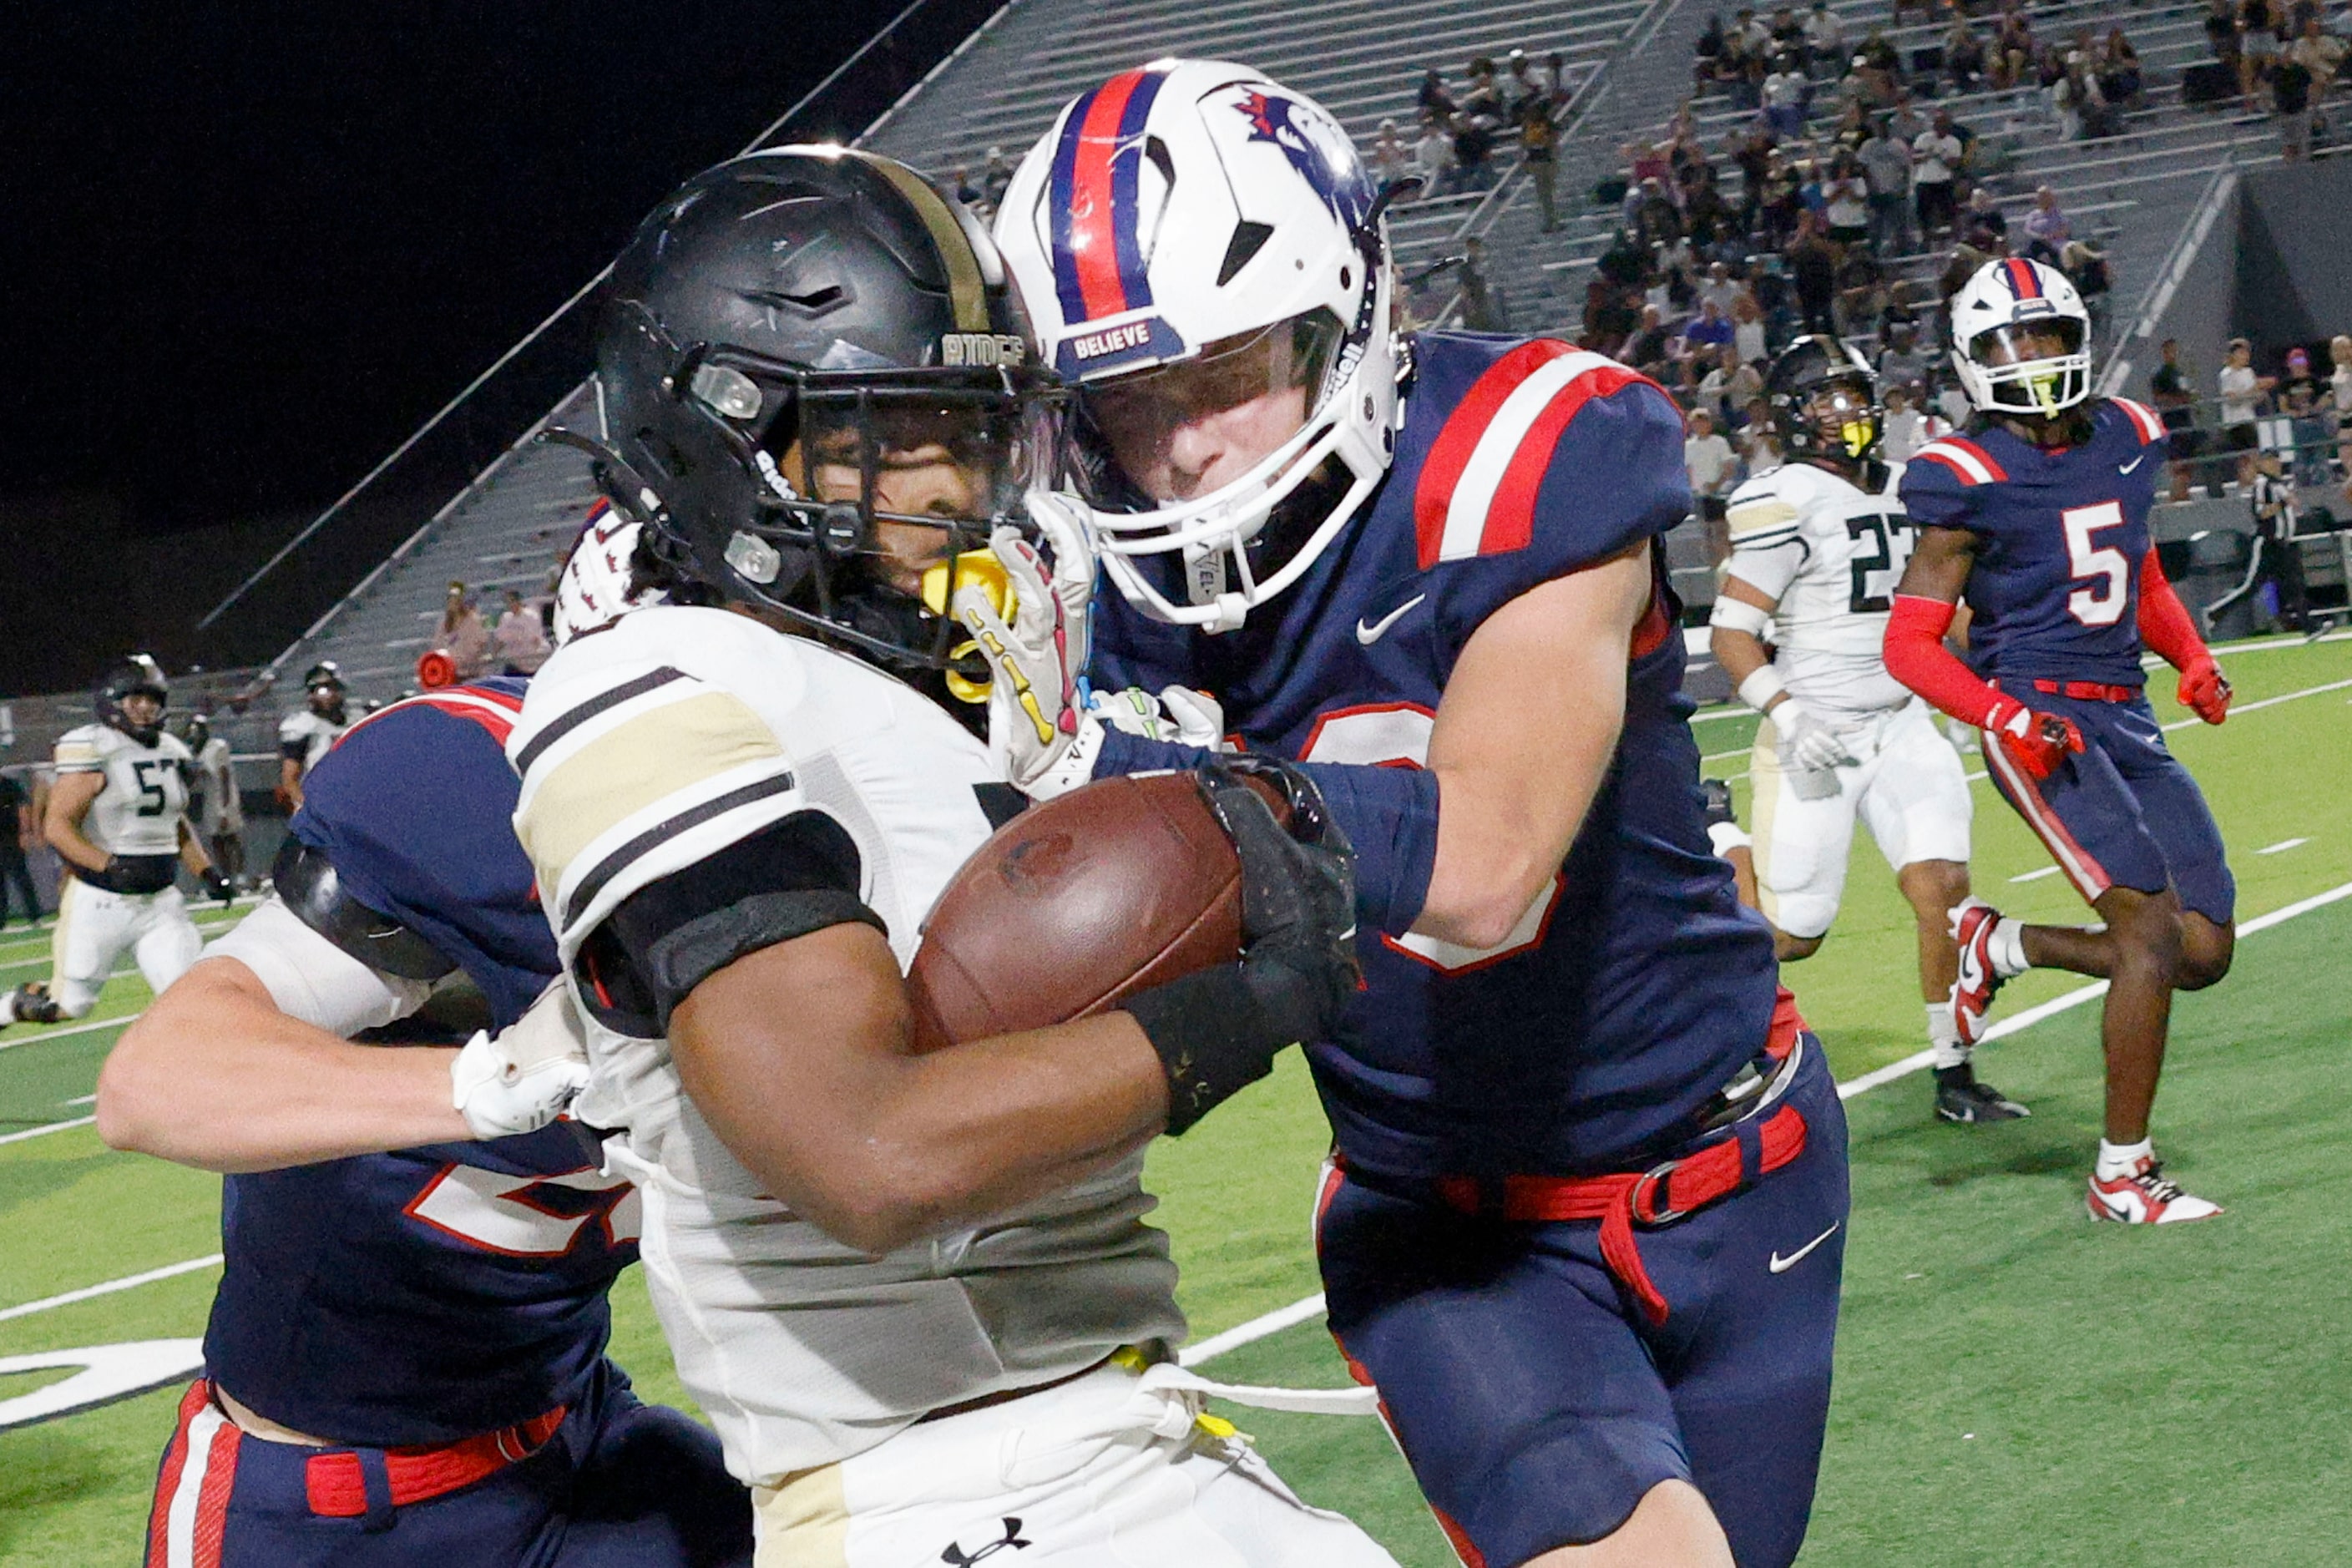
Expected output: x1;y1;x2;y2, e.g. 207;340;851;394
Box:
1413;340;1576;568
1483;362;1651;556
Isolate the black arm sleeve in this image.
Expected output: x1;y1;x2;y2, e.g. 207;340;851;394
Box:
579;808;878;1034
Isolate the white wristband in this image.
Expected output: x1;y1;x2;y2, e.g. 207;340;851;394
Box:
1709;594;1775;639
1737;665;1789;716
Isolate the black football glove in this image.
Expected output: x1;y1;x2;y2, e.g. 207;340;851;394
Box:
200;866;236;906
1120;758;1359;1135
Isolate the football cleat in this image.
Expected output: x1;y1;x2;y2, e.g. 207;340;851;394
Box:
1701;777;1737;829
6;983;63;1026
1948;898;2007;1045
2086;1157;2222;1224
1932;1064;2029;1123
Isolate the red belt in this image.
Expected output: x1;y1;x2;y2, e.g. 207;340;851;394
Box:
305;1405;566;1517
1432;989;1813;1328
2031;678;2138;703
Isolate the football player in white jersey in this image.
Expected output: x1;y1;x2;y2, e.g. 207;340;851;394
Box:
514;149;1390;1568
277;661;352;810
3;656;233;1027
1708;338;2026;1124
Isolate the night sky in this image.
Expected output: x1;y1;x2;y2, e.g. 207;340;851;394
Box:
2;3;907;696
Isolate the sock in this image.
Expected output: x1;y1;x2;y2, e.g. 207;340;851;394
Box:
1989;917;2029;979
1927;1002;1966;1070
2096;1137;2154;1181
1707;820;1752;857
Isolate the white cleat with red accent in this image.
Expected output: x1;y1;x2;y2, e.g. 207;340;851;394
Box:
1948;898;2006;1046
2086;1157;2223;1224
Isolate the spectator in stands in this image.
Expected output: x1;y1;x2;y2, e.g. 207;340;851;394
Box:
2099;28;2147;110
1828;99;1872;155
2279;346;2332;486
2019;186;2069;264
1414;114;1454;197
2150;337;2205;503
1960;187;2009;253
1457;237;1510;332
1803;1;1846;78
1738;394;1782;469
1685;407;1738;563
1859;117;1915;255
2207;0;2247;88
2331;334;2352;500
2274;46;2316;158
1913;111;1963;241
1516;92;1560;230
1880;383;1938;463
1877;320;1932;397
1372;119;1414;192
1763;52;1810;137
2219;336;2274;487
1540;48;1570;104
1823;154;1869;250
1990;9;2035;90
1697;260;1740;316
0;768;41;927
1785;210;1839;334
1945;18;1989;93
2292;16;2345;95
1687;296;1738;357
1633;176;1683;249
434;580;491;682
2056;52;2117;139
1624;302;1673;371
1732;286;1770;365
2062;240;2114;338
1833;245;1887;339
979;147;1014;213
2240;0;2284;99
493;588;552;675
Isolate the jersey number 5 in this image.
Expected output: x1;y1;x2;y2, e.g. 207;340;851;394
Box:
2061;501;2129;626
129;761;171;817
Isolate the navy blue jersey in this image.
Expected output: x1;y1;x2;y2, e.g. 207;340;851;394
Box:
1092;334;1778;1181
204;683;641;1446
1900;398;2169;687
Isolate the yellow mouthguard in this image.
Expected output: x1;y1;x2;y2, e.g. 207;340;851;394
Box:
920;550;1015;620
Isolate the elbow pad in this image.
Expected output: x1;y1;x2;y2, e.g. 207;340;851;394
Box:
1095;729;1439;937
1883;594;2003;730
1708;595;1775;639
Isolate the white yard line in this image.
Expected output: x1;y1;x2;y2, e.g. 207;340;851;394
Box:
1188;877;2352;1366
2160;678;2352;731
0;1256;224;1325
2257;838;2309;855
2008;866;2063;883
0;1115;95;1147
0;1011;147;1054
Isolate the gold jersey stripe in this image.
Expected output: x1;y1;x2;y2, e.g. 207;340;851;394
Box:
517;690;786;892
1726;498;1802;539
847;150;989;334
753;1460;851;1568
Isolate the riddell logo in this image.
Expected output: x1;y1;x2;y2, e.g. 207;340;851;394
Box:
942;333;1027;367
1070;321;1156;360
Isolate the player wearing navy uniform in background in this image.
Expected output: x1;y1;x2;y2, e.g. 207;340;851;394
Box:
1885;256;2236;1224
989;61;1848;1568
99;529;751;1568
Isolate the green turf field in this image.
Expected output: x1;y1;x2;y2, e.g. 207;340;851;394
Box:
1;635;2344;1565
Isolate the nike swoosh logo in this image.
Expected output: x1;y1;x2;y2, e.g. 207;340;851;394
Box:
1355;594;1427;645
2120;456;2146;474
1769;1222;1840;1274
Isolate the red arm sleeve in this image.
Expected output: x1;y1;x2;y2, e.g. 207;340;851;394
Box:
1883;594;2013;730
2136;549;2213;673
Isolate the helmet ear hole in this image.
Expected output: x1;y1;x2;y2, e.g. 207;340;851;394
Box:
1217;221;1274;286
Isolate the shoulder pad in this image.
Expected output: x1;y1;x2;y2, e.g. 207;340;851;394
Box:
336;684;526;751
270;837;458;983
1908;437;2008;486
2107;397;2167;446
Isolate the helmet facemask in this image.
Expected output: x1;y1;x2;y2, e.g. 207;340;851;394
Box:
1961;318;2089;417
1803;377;1882;463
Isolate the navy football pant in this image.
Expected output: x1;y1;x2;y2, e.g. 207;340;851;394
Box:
1982;685;2235;924
143;1358;751;1568
1318;1039;1849;1568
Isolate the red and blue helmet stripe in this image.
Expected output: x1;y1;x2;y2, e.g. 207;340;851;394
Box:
1049;67;1168;326
2002;257;2044;300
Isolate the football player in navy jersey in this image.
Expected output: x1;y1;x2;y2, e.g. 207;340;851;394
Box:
1885;256;2236;1225
98;521;752;1568
984;60;1849;1568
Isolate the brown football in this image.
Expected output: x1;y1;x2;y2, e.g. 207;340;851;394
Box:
906;771;1266;1050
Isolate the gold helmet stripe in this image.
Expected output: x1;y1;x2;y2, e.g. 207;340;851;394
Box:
846;150;990;334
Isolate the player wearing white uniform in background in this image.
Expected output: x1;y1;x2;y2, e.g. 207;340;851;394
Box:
3;656;231;1027
277;660;353;811
1708;338;2025;1124
515;149;1389;1568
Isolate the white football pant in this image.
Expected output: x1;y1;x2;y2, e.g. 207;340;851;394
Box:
752;1361;1398;1568
48;878;202;1018
1751;697;1974;940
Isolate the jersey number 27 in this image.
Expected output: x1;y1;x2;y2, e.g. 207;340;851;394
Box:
1845;514;1918;614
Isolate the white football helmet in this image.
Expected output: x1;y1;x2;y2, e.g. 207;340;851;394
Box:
552;506;666;646
1949;256;2092;417
994;59;1404;631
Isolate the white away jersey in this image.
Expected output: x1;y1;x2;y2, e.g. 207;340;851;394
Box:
507;605;1182;1486
278;709;352;774
52;724;190;857
1722;458;1918;715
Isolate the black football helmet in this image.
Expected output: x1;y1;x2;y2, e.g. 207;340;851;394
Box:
96;655;169;746
303;661;347;722
1766;334;1882;468
558;146;1056;684
180;711;211;751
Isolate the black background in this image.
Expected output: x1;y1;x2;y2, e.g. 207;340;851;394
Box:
1;3;899;695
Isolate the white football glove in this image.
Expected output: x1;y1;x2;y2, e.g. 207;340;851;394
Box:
956;491;1101;798
451;980;593;1141
1773;697;1854;801
1086;683;1230;750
